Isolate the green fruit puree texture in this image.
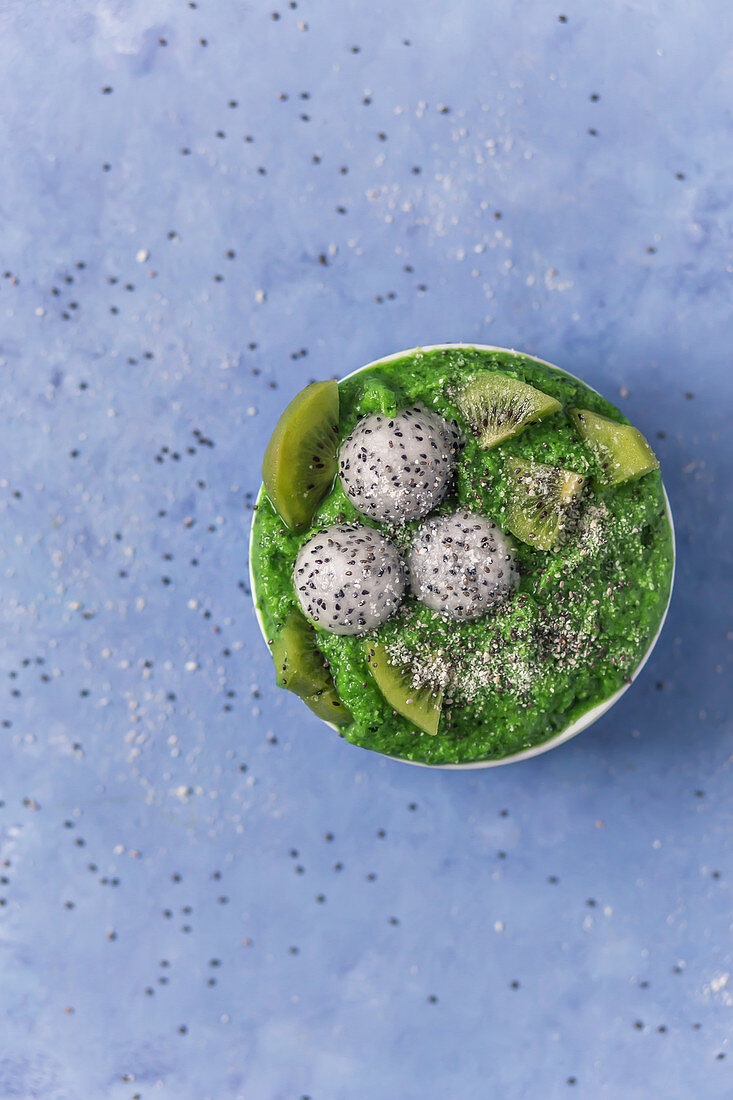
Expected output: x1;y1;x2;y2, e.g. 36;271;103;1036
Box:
251;348;674;764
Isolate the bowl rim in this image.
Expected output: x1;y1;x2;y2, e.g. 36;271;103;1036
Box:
248;342;676;769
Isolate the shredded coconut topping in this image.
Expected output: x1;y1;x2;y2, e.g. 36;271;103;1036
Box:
383;498;643;714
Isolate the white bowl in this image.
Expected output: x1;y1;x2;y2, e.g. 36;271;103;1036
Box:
249;344;676;769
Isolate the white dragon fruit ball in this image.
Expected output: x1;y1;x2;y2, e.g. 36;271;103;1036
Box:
293;523;406;636
407;511;519;622
338;406;461;524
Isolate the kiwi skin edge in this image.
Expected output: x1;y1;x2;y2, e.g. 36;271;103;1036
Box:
261;380;340;532
272;610;354;726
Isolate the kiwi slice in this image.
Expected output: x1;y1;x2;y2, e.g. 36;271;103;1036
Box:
453;371;561;449
271;609;353;725
569;408;659;485
505;456;586;551
363;639;442;736
302;688;353;726
262;380;340;531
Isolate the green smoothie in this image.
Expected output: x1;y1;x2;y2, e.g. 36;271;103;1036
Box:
250;347;674;764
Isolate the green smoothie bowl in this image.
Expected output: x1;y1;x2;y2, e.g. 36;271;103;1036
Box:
249;345;675;768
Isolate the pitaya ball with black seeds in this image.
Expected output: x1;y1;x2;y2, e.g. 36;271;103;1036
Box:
293;523;406;636
338;406;461;523
408;511;518;622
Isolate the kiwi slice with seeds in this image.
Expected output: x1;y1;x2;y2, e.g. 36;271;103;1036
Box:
505;456;586;551
453;371;561;449
363;639;442;736
569;408;659;485
262;380;340;531
303;687;353;725
272;609;353;725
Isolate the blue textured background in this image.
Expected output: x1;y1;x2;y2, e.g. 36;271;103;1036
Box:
0;2;731;1097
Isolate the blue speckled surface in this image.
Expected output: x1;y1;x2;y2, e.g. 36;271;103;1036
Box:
0;2;731;1097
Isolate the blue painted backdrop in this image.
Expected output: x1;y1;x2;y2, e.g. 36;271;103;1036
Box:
0;2;730;1097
